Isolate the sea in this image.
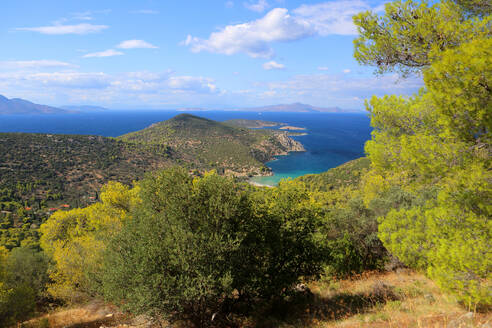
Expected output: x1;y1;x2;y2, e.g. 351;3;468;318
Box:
0;111;372;186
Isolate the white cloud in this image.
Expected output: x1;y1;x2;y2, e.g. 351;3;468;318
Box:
168;76;218;93
131;9;159;14
263;61;285;70
293;0;370;35
343;69;351;73
244;0;270;12
0;60;76;70
0;69;218;100
72;11;93;21
183;8;313;58
184;1;379;58
0;72;112;89
83;49;124;58
225;1;234;8
16;23;108;35
259;73;423;107
117;40;158;49
317;66;329;71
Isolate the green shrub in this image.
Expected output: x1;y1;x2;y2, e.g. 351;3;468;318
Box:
99;168;325;326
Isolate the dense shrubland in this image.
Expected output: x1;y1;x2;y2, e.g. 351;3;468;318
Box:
0;0;490;325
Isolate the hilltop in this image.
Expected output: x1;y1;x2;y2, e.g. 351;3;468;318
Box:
119;113;304;176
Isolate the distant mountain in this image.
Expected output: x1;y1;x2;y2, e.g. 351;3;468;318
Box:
0;94;68;114
239;103;354;113
178;103;361;113
60;105;109;112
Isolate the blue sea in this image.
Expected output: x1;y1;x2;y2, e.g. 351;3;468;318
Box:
0;111;372;185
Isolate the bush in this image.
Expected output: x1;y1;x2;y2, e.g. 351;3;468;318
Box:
4;247;49;300
100;168;325;326
0;247;45;327
0;283;36;327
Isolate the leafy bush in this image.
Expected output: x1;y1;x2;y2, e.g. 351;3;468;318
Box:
100;168;325;325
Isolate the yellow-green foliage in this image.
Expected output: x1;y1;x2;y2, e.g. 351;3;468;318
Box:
355;0;491;309
40;181;140;301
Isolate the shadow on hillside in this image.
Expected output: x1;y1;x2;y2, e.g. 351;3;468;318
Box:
250;282;399;328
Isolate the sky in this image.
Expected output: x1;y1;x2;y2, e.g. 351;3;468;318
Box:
0;0;423;110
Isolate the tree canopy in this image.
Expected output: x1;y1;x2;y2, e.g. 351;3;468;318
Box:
354;0;491;309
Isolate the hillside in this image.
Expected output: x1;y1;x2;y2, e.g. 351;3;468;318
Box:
0;133;173;202
0;95;68;114
119;114;305;176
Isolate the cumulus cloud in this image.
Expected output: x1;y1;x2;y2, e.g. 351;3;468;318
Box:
83;49;124;58
263;61;285;70
0;60;76;70
184;1;378;58
183;8;313;58
244;0;270;12
117;39;158;49
16;23;108;35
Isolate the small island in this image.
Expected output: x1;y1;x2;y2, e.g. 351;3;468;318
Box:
223;119;285;129
279;125;306;131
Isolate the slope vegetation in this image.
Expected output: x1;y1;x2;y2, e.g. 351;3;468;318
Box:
0;133;172;202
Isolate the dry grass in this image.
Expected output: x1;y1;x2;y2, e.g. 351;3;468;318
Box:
24;271;491;328
264;270;491;328
22;300;125;328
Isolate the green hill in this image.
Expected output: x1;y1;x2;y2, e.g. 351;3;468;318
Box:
119;114;304;176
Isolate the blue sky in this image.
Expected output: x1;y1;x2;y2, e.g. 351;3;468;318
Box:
0;0;422;109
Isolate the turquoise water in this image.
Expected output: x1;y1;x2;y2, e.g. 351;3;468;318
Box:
0;111;371;184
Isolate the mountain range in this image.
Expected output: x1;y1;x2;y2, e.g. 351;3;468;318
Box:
179;102;360;113
0;94;359;114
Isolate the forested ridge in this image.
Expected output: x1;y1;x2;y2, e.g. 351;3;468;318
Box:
0;0;490;327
